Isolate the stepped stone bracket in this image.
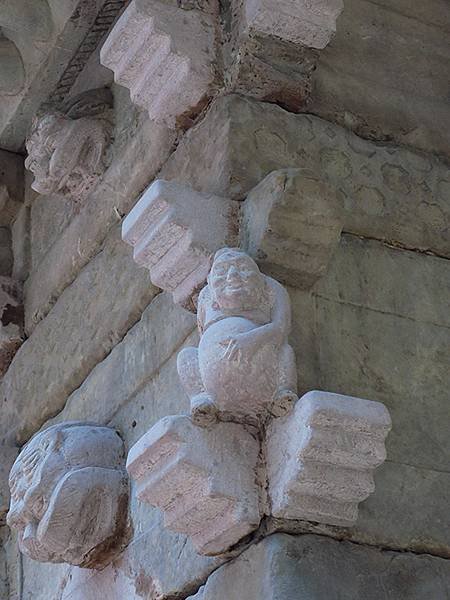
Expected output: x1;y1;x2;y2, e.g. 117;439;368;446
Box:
126;415;261;555
100;0;216;128
241;169;343;289
241;0;344;49
177;248;298;425
0;276;23;376
7;422;129;568
266;390;392;526
24;89;113;203
122;180;237;310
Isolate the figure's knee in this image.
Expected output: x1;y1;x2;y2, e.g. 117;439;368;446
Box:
177;347;198;371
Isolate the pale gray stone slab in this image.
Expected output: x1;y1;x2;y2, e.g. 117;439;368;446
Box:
47;293;196;428
188;533;450;600
1;226;159;445
310;0;450;159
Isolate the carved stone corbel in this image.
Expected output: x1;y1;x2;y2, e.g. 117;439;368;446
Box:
24;89;113;204
7;422;129;568
122;179;238;311
126;249;391;555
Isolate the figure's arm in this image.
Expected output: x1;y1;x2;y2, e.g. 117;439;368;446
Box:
236;277;291;349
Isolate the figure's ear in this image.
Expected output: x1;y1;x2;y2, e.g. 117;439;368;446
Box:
36;466;128;566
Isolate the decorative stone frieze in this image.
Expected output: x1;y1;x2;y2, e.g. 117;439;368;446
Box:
24;89;112;203
240;0;344;49
126;415;261;555
241;169;343;289
7;422;129;567
122;180;237;310
100;0;216;128
0;276;23;376
178;248;298;424
266;391;392;526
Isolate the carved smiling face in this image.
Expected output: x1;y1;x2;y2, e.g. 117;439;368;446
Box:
7;423;128;567
209;249;265;311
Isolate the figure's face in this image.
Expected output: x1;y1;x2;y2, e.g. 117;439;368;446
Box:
7;433;66;561
210;251;264;310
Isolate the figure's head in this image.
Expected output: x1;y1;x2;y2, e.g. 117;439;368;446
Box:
7;422;128;567
208;248;266;310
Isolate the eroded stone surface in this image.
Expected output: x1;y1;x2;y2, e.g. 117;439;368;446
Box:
0;276;23;376
25;89;113;204
7;423;128;567
178;248;297;424
241;169;342;288
161;95;450;258
122;180;237;310
101;0;216;128
240;0;344;49
266;391;391;526
127;415;261;555
1;226;159;445
188;533;450;600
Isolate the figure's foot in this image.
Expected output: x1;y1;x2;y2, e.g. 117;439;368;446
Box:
190;393;218;428
269;389;298;418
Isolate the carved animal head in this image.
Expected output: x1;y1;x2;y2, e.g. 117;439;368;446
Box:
25;110;110;201
7;422;128;567
208;248;266;311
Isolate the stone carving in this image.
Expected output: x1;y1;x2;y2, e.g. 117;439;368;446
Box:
0;276;23;376
100;0;216;128
241;0;344;49
241;169;343;288
122;180;237;310
126;415;261;555
177;248;298;425
266;391;392;526
24;89;112;202
7;422;128;567
127;254;391;555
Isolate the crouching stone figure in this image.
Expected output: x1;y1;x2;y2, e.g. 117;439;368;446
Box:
177;248;297;425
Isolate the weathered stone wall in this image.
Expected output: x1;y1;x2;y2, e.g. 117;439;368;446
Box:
1;0;449;598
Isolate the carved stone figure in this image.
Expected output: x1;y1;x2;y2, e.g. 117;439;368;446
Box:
7;422;128;567
177;248;297;425
24;89;112;202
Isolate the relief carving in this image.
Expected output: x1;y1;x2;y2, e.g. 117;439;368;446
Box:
178;248;297;425
7;422;128;567
24;89;113;203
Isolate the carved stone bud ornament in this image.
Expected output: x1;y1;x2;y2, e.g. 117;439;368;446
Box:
7;422;128;567
24;88;113;203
